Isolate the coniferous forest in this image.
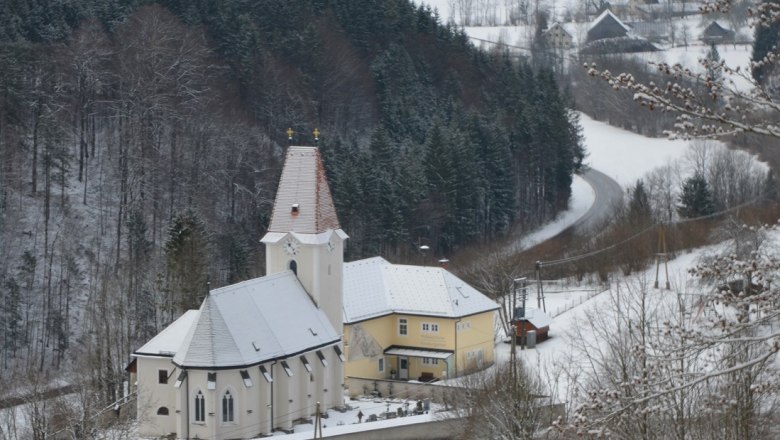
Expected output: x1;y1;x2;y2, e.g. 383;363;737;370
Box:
0;0;582;401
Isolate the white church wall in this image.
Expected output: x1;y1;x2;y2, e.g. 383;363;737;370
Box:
325;346;345;409
136;357;178;438
272;361;294;430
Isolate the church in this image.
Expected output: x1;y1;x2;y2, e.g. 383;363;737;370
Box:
131;144;500;439
131;146;347;439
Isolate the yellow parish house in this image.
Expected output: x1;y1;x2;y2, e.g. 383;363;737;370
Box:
342;257;499;390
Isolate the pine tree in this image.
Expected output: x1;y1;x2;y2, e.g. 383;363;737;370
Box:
763;169;777;201
707;43;721;82
678;173;715;218
752;0;780;86
164;210;208;314
629;179;653;225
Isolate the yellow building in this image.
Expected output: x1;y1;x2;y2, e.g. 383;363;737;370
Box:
343;257;499;388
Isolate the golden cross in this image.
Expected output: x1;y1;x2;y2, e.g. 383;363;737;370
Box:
313;128;320;140
286;127;294;140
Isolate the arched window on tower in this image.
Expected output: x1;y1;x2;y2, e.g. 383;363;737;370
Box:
289;260;297;275
157;407;169;416
222;390;235;423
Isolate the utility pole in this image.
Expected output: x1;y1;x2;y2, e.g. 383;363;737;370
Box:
654;223;670;289
535;261;546;312
313;402;323;439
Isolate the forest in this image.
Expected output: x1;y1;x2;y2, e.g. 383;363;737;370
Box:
0;0;583;405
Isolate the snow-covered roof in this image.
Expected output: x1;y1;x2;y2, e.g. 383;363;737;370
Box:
343;257;499;323
384;347;453;360
589;9;631;33
264;146;340;236
134;310;199;357
544;22;573;38
519;308;552;329
134;271;340;369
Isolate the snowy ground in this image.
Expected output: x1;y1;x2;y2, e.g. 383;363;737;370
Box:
266;397;443;439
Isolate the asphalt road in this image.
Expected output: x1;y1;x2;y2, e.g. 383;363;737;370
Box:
568;167;623;235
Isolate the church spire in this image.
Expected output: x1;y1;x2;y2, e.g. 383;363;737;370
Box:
266;146;340;234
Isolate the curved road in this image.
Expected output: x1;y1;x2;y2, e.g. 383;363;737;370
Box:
569;167;623;235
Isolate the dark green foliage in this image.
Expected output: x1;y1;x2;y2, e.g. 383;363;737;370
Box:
763;169;777;201
678;173;715;218
165;210;209;313
707;43;721;82
0;1;583;382
752;0;780;85
629;179;653;225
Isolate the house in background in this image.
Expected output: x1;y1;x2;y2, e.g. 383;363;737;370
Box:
701;21;735;45
587;9;632;43
342;257;499;391
544;22;575;49
131;146;347;439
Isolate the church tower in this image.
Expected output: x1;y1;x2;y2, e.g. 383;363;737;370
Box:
260;146;347;334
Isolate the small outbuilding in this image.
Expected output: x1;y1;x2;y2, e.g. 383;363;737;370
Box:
701;21;735;45
512;308;552;342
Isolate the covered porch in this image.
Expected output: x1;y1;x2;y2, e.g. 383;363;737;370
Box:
383;346;454;382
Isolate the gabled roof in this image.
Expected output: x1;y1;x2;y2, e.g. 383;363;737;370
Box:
587;9;631;42
133;271;340;369
343;257;499;323
544;22;573;38
702;21;732;37
266;146;340;235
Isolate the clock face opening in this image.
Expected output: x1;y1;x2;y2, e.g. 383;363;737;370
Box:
284;238;300;256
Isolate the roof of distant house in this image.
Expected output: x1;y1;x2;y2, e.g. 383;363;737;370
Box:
343;257;499;323
587;9;632;43
702;21;733;37
544;22;573;38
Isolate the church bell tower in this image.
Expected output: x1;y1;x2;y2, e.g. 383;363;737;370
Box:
260;146;347;334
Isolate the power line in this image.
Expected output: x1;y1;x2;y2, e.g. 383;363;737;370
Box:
538;198;761;268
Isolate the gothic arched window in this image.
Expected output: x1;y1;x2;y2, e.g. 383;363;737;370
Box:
222;390;235;423
194;390;205;423
289;260;298;275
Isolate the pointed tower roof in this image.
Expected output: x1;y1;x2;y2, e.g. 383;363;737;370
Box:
267;146;340;234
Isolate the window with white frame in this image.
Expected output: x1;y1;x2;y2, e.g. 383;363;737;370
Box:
456;321;471;332
421;322;439;333
378;358;385;372
194;390;205;423
422;357;439;365
398;318;408;336
222;390;235;423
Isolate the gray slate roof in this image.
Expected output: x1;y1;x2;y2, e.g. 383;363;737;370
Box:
587;9;631;42
266;146;340;235
165;271;339;369
343;257;499;323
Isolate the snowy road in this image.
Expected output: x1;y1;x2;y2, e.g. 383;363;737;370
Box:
569;168;623;234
